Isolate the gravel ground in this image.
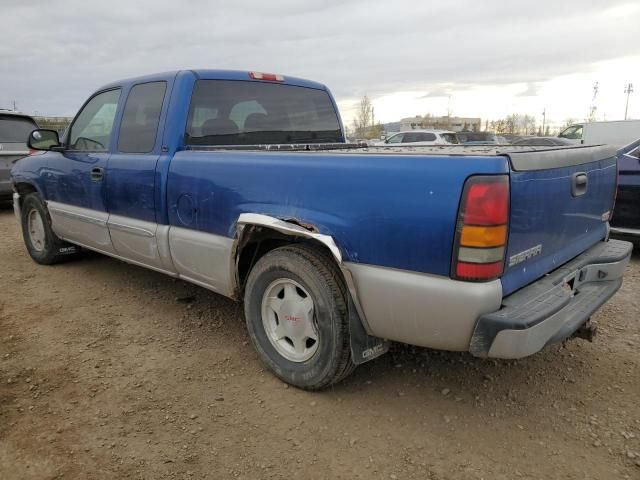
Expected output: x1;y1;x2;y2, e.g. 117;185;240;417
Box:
0;207;639;480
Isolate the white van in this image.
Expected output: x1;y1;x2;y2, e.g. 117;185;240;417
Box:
558;120;640;147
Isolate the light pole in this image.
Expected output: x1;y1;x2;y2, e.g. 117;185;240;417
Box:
624;83;634;120
588;82;599;121
541;108;546;136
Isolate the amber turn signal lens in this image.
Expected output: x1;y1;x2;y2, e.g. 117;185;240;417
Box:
460;225;507;248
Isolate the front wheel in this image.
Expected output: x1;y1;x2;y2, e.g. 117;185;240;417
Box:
244;244;355;390
20;193;79;265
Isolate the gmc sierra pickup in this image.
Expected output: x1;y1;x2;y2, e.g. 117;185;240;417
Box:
11;69;633;389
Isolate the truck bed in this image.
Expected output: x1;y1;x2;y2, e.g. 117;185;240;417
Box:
186;143;584;156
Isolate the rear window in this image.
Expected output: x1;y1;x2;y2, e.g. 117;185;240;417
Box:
440;133;459;144
0;115;37;143
185;80;343;145
404;132;436;142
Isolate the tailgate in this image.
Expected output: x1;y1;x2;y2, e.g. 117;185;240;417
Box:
501;146;618;295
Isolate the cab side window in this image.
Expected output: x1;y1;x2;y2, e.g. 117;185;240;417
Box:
386;133;404;144
118;82;167;153
68;89;121;151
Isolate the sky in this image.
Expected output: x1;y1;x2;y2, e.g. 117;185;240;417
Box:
1;0;638;130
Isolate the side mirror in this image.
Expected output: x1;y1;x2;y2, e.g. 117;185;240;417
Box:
28;129;61;151
380;134;386;141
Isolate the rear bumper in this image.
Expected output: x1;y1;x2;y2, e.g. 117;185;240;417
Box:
0;179;12;199
610;226;640;238
470;239;633;359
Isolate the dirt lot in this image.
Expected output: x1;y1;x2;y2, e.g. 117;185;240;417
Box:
0;207;639;480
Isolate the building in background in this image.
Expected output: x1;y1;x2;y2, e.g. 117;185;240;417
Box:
399;115;482;132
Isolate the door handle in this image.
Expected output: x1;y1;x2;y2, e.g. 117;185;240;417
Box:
571;172;588;197
91;167;104;182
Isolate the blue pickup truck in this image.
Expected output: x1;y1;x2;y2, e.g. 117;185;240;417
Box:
11;70;633;389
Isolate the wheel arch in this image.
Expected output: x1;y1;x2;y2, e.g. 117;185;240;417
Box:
13;181;39;197
232;213;389;365
232;213;366;325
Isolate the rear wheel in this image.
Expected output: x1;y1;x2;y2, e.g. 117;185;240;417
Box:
20;193;79;265
244;244;355;390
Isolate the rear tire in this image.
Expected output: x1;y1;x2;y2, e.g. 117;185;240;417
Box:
244;244;356;390
20;193;80;265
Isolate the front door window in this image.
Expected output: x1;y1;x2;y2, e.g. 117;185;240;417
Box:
68;89;121;151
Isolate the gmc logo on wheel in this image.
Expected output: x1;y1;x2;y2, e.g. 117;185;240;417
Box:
285;315;301;322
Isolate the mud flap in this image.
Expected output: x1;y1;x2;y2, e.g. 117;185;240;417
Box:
58;245;79;255
348;295;389;365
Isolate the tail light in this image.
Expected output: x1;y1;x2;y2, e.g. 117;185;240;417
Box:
452;175;509;281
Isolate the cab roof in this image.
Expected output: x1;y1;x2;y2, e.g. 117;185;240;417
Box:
97;69;328;92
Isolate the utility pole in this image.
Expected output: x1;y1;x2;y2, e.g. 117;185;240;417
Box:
12;100;16;111
624;83;634;120
588;82;599;122
541;108;546;136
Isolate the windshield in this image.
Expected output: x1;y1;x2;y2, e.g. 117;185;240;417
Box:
185;80;343;145
0;115;37;143
558;125;583;139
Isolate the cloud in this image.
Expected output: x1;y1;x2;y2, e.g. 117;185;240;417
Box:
516;83;541;97
420;89;451;99
0;0;637;118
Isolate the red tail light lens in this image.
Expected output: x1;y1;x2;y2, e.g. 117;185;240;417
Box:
456;261;504;279
463;181;509;225
452;175;510;281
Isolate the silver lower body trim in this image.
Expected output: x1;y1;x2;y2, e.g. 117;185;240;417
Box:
345;262;502;351
169;226;234;297
47;201;115;254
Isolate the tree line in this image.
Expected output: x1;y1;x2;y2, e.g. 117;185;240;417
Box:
349;95;578;139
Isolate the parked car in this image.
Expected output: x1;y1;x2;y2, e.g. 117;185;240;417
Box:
0;111;38;204
457;131;508;145
558;120;640;148
511;136;575;147
377;129;459;146
11;69;632;389
611;139;640;242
